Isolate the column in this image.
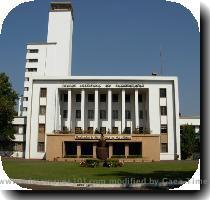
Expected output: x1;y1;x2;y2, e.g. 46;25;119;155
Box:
55;89;61;131
81;89;85;131
58;90;61;131
93;143;97;158
125;143;129;158
62;141;65;158
109;143;113;158
121;89;125;133
77;143;81;158
135;89;139;129
67;89;72;131
108;89;112;133
94;89;99;132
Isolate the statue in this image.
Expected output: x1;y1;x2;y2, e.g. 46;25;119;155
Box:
96;132;109;160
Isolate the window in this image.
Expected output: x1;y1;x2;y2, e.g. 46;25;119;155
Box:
88;110;94;119
13;125;19;133
112;127;118;134
28;49;39;53
112;94;118;102
24;97;28;101
124;127;131;134
160;106;167;115
139;110;143;119
26;68;37;72
100;127;106;134
76;94;81;102
125;110;131;119
112;110;118;120
27;59;38;62
38;124;45;134
63;110;67;118
160;88;166;98
138;94;143;102
88;94;94;102
100;94;106;102
125;94;130;102
40;88;47;98
161;143;168;153
24;87;29;91
25;77;29;81
76;110;81;119
63;93;68;102
39;106;46;115
161;124;167;134
14;142;24;152
100;110;106;119
37;142;45;152
23;107;27;111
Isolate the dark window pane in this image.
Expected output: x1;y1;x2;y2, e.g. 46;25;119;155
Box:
160;88;166;98
76;94;81;102
100;94;106;102
88;94;94;102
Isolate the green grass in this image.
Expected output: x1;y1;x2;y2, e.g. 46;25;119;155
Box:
2;159;198;184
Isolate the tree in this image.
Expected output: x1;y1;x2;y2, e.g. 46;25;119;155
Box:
0;73;18;150
181;125;199;160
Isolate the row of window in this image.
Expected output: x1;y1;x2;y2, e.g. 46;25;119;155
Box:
26;68;37;72
60;88;166;102
61;93;144;103
62;109;146;120
26;59;38;63
27;49;39;53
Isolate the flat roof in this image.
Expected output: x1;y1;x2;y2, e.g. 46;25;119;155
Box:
31;75;178;81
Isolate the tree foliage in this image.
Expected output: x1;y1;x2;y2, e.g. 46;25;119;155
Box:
0;73;18;147
181;125;199;160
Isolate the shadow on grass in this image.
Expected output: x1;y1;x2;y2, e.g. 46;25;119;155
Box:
95;170;196;189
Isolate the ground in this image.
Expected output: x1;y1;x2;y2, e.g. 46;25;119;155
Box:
2;158;198;187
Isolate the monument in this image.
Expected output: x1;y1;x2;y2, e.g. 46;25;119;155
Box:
96;133;109;160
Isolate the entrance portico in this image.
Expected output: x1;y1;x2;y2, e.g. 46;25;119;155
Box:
46;133;160;162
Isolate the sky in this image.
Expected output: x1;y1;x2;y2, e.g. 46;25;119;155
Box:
0;0;200;116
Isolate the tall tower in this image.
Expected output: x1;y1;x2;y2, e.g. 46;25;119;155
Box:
21;2;74;116
47;1;74;76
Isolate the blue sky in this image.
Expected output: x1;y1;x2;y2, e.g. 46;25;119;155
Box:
0;0;200;115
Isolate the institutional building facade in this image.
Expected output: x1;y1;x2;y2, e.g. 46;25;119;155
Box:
10;2;199;162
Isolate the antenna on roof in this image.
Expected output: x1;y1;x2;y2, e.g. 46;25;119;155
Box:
160;45;164;75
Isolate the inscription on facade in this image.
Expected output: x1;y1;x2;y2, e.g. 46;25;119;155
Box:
75;135;132;140
63;83;144;88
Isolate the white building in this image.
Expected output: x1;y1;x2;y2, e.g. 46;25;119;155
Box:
11;2;199;161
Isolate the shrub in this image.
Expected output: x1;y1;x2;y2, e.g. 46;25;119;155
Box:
103;159;124;167
80;159;100;168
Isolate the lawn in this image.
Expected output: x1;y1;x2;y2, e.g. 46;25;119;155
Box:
2;159;198;184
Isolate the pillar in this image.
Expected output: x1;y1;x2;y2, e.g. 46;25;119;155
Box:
67;89;72;131
108;89;112;133
77;143;81;158
81;89;85;131
135;89;139;129
121;89;125;133
94;89;99;132
109;143;113;158
125;143;129;158
93;143;97;158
